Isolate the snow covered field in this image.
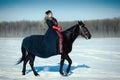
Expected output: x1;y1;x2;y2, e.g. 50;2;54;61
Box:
0;38;120;80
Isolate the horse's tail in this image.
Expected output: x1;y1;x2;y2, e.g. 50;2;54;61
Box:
16;46;26;65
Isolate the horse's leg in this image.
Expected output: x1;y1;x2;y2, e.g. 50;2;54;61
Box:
29;53;39;76
59;55;65;75
65;55;72;75
22;55;29;75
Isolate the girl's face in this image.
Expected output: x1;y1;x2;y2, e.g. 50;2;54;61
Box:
47;13;53;18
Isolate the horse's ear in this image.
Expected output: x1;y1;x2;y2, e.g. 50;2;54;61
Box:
80;21;83;23
78;21;83;24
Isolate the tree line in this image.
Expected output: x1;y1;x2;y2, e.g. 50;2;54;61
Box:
0;18;120;37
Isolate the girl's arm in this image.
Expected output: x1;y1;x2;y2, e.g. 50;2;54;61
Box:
46;19;54;28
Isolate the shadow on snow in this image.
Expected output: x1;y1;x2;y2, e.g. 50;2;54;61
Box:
26;63;90;75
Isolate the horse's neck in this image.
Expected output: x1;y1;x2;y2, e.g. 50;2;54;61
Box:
71;33;79;43
62;25;79;43
71;25;79;42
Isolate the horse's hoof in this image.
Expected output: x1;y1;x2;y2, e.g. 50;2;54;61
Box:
22;73;25;76
64;73;69;76
34;73;39;76
60;72;69;77
60;71;64;76
22;72;25;75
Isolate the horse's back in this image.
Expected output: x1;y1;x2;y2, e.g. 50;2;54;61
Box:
22;35;44;57
22;35;44;48
22;35;59;58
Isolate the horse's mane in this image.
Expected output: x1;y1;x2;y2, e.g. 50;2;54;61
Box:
62;24;78;33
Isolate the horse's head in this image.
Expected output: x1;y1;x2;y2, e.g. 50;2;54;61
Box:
78;21;91;39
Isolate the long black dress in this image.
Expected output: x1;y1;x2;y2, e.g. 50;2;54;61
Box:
43;17;60;55
22;17;60;58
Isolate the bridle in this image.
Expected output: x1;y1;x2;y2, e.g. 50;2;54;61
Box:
78;24;88;39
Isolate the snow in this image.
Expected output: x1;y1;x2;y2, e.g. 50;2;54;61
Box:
0;38;120;80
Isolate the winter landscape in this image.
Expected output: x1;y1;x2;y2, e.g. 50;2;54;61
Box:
0;0;120;80
0;38;120;80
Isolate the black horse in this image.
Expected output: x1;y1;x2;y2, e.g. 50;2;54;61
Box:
17;21;91;76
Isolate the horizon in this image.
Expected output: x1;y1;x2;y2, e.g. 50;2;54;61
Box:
0;17;120;23
0;0;120;22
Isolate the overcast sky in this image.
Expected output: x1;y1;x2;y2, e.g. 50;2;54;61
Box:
0;0;120;22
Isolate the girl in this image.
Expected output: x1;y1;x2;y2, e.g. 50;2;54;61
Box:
44;10;63;54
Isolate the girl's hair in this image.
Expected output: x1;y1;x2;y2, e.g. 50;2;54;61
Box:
43;15;47;23
42;14;48;24
43;14;52;24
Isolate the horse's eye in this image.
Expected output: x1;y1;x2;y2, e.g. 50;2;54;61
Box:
72;33;75;36
85;32;88;34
